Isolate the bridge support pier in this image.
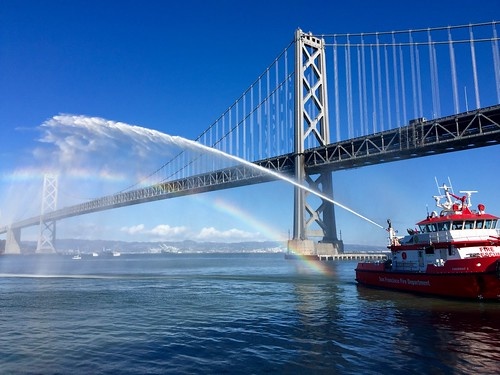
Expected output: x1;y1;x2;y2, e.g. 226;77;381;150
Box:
287;239;344;257
5;227;21;254
287;239;316;256
315;240;344;255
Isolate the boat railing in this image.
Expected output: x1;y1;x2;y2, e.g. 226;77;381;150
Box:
427;233;449;243
422;232;455;244
427;231;499;244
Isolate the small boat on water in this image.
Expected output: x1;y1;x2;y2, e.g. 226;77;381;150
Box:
355;183;500;300
72;254;82;260
112;251;121;257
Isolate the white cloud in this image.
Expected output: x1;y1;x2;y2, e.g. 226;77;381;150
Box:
195;227;259;242
150;224;188;238
120;224;145;235
33;114;184;183
116;223;259;243
120;223;190;239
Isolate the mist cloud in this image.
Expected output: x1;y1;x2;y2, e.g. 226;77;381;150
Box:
37;114;180;180
2;114;262;243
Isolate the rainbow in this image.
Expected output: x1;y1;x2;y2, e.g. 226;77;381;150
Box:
194;195;288;242
196;196;335;275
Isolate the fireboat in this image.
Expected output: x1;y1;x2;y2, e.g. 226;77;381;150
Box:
355;183;500;300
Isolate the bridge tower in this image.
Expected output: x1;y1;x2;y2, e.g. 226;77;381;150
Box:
288;29;344;256
36;174;58;253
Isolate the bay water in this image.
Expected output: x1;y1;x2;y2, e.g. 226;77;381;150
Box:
0;253;498;374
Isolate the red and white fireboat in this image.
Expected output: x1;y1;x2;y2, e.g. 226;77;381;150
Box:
355;184;500;300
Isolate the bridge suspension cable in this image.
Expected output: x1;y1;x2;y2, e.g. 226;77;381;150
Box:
323;21;500;140
121;40;297;192
119;21;500;195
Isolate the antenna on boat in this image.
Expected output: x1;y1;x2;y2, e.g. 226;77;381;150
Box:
433;177;445;210
447;177;454;194
434;177;440;195
433;178;456;211
434;176;454;195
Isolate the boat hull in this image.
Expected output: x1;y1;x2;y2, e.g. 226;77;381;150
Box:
355;258;500;300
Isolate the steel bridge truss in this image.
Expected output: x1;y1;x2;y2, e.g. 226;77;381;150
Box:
35;175;58;253
304;105;500;172
5;165;281;229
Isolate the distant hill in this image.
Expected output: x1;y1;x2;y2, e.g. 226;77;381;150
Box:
8;239;387;254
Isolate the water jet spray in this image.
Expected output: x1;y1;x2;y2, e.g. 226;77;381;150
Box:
171;136;384;230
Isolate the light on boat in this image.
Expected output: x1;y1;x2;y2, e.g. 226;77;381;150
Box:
476;263;482;267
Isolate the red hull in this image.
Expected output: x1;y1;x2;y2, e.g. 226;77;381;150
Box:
355;257;500;300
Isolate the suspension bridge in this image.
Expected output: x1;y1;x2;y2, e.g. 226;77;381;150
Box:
1;21;500;255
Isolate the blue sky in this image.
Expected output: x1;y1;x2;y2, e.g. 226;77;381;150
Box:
1;0;499;247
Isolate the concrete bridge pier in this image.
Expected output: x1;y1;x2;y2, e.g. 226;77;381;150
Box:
315;240;344;255
5;227;21;254
287;239;344;257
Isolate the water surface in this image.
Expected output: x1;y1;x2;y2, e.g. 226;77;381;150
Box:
0;253;498;374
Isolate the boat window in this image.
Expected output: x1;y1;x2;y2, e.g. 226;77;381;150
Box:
426;224;437;232
475;220;484;229
418;225;427;233
452;221;463;230
437;222;450;231
485;220;492;229
493;219;498;229
448;245;454;256
464;221;475;229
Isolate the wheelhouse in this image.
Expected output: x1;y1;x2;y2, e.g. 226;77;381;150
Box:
417;217;498;233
